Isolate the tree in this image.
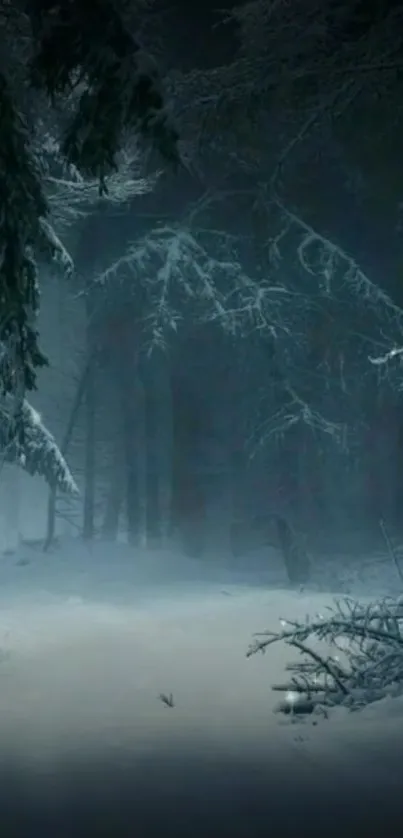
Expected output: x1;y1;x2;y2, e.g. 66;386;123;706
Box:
0;0;179;496
27;0;180;178
168;0;403;443
0;0;179;407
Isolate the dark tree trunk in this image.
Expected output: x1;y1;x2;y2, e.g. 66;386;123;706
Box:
145;380;160;545
44;360;91;551
83;360;96;540
171;376;206;557
101;436;124;541
275;515;310;586
73;213;108;543
177;473;206;558
143;352;174;547
121;368;146;546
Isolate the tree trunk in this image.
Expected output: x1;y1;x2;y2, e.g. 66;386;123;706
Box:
275;515;310;585
203;440;234;560
0;464;21;553
101;434;124;541
158;366;174;545
44;361;91;551
82;360;96;540
145;378;160;545
172;377;206;557
121;369;147;546
143;351;174;547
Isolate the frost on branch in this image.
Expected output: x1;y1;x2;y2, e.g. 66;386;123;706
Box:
368;347;403;392
96;223;291;349
270;200;402;320
38;133;157;231
248;597;403;718
38;217;74;275
247;383;347;457
27;0;180;182
0;398;78;495
273;202;403;392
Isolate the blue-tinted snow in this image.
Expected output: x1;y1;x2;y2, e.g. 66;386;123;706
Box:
0;537;400;606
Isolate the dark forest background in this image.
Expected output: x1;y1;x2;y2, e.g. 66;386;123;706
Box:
2;0;403;577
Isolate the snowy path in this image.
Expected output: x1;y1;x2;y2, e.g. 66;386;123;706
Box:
0;582;401;834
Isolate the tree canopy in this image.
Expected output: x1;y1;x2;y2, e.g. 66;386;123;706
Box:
0;0;178;488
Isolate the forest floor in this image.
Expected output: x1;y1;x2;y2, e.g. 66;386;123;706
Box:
0;539;401;835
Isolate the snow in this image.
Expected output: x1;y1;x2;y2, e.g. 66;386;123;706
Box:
0;539;402;834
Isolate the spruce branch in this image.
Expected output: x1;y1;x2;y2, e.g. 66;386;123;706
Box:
27;0;181;182
0;397;78;493
248;597;403;716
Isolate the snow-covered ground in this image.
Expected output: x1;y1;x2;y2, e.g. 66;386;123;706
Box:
0;539;402;836
1;533;402;603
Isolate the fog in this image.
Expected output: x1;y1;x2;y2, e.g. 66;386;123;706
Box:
3;0;403;834
0;542;401;837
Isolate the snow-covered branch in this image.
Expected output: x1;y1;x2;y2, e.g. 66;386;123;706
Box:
369;346;403;366
268;198;403;327
39;135;157;231
95;222;293;348
38;217;74;275
0;398;78;494
248;596;403;717
247;383;347;456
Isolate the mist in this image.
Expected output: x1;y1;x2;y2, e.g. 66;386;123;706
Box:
0;539;400;836
2;0;403;834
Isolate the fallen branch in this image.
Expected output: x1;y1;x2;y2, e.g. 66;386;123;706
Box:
248;596;403;717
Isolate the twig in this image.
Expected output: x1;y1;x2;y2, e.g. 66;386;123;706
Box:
289;638;349;696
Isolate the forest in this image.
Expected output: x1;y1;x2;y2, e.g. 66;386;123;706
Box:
3;11;403;829
1;0;403;589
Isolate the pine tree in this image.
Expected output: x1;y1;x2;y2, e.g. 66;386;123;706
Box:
27;0;180;179
0;0;179;490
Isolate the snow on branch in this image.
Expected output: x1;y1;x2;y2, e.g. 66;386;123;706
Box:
367;344;403;391
0;398;78;495
247;382;346;456
369;346;403;366
95;222;292;348
39;135;157;231
271;199;403;325
38;217;74;275
248;596;403;718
